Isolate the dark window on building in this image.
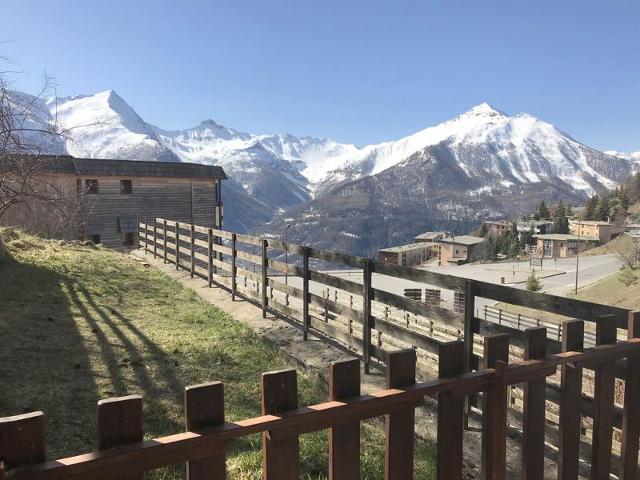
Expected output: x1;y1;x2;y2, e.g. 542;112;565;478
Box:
91;234;101;244
120;180;132;194
85;179;99;194
123;232;135;246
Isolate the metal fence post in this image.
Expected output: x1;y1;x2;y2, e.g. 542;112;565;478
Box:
302;247;310;340
163;219;167;264
362;259;373;374
175;224;180;270
231;233;237;301
144;216;148;254
190;224;195;278
208;228;213;288
152;218;157;258
261;239;268;318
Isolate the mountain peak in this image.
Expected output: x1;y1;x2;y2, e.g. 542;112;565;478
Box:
463;102;506;118
200;118;223;128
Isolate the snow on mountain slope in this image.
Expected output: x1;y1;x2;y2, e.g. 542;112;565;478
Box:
606;150;640;163
48;90;181;162
316;103;626;196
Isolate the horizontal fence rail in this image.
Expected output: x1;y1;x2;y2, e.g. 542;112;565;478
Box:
3;326;640;480
133;217;640;472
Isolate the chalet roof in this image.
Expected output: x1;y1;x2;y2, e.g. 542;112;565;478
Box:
436;235;485;246
13;155;227;179
414;231;445;241
533;233;599;242
568;220;613;227
379;242;433;253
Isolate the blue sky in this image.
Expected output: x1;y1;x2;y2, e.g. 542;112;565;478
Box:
2;1;639;151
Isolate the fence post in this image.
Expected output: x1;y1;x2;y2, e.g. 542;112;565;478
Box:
385;349;416;480
163;220;167;264
362;259;373;374
261;370;299;479
190;224;195;278
482;334;509;480
621;311;640;480
328;359;361;480
98;395;144;480
153;218;157;258
175;224;180;270
261;239;268;319
144;216;148;254
302;246;310;340
591;315;617;480
522;327;547;480
0;411;46;473
208;228;213;288
558;320;584;480
463;280;475;427
437;341;465;480
231;233;237;301
185;382;226;479
136;215;140;249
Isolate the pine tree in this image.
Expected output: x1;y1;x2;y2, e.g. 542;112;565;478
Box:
537;201;551;220
583;195;598;220
526;272;543;292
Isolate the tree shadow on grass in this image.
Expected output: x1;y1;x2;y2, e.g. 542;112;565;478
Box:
0;252;99;459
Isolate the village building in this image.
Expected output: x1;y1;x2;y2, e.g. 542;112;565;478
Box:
516;220;553;235
485;220;512;237
377;242;437;266
1;155;226;249
568;219;622;244
414;231;445;243
435;235;486;265
533;233;599;258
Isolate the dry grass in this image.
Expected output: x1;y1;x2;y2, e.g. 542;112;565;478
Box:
0;228;435;479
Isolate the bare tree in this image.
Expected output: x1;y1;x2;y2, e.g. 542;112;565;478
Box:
0;66;89;240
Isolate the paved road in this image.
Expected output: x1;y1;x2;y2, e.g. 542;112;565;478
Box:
420;253;623;296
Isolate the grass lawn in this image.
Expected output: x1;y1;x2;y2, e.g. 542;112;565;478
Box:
0;228;435;479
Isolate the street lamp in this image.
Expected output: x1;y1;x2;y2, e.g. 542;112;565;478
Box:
284;224;292;284
253;223;262;273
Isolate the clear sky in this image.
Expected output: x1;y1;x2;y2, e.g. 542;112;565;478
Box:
2;1;639;151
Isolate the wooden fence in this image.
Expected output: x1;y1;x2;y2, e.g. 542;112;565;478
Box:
2;320;640;480
130;218;640;470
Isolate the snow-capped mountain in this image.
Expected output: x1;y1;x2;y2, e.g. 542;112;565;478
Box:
605;150;640;163
314;103;630;196
6;88;637;245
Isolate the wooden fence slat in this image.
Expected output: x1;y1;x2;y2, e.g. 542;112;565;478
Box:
362;260;373;374
144;217;148;254
97;395;143;480
385;349;417;480
261;239;268;319
522;327;547;480
621;311;640;480
482;334;509;480
558;320;584;480
0;411;46;471
261;370;299;480
437;341;465;480
185;382;226;480
590;315;617;480
328;359;361;480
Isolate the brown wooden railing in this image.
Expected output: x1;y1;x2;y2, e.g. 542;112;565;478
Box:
2;322;640;480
